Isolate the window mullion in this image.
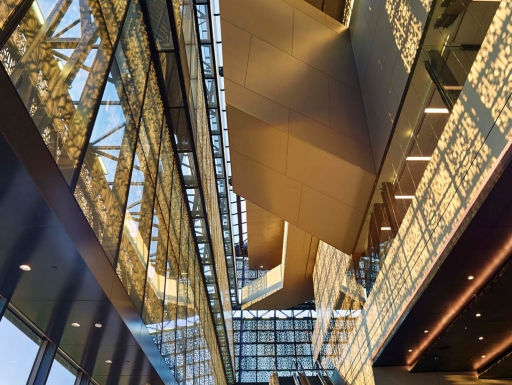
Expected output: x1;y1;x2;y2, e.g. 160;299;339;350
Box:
27;340;58;385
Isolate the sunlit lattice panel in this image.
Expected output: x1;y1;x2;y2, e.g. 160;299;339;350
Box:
233;306;316;383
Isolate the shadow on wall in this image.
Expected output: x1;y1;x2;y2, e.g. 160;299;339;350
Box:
385;0;426;73
320;2;512;384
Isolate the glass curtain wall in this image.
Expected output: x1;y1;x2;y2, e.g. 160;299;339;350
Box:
0;310;42;384
0;0;228;384
145;0;234;381
0;307;87;385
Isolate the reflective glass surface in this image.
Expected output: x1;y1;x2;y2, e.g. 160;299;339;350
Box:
0;311;41;385
0;0;232;383
46;354;78;385
1;0;125;182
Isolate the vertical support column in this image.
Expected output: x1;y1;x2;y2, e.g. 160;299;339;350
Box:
273;310;277;373
238;312;244;382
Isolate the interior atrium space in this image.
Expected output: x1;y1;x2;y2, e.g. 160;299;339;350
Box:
1;0;512;384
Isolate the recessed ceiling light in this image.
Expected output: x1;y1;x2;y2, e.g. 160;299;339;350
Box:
476;313;481;317
19;265;31;271
406;156;431;161
482;355;486;358
105;360;112;364
408;349;413;352
443;85;463;91
71;323;80;328
95;323;103;328
260;265;263;268
479;337;484;340
468;275;474;280
381;226;392;231
424;330;429;333
395;195;414;200
425;107;449;114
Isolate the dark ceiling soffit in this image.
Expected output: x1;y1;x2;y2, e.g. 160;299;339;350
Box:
0;64;177;385
411;247;512;371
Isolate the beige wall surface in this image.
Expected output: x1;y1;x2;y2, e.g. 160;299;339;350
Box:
349;0;431;170
221;0;376;254
242;223;319;310
324;2;512;384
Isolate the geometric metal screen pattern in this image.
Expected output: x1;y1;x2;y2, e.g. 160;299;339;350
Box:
233;306;317;383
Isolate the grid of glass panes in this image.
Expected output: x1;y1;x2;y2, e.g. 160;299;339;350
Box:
0;308;87;385
193;0;238;308
233;306;317;383
145;1;234;380
0;0;228;383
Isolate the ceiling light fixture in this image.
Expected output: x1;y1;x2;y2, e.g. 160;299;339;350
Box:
479;337;484;340
424;330;429;333
395;195;414;200
482;355;486;358
105;360;112;364
408;349;413;352
476;313;481;317
443;85;463;91
468;275;474;280
425;107;449;114
406;156;431;161
95;323;103;328
19;264;31;271
260;265;263;268
71;323;80;328
381;226;392;231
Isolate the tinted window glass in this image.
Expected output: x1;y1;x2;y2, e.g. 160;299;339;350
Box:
0;311;41;385
46;353;78;384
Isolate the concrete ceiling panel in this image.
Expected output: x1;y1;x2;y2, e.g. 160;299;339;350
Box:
281;0;326;24
230;151;302;225
223;0;375;255
221;20;251;86
228;106;289;174
329;77;370;145
288;110;375;174
245;37;331;126
246;201;284;270
225;79;289;133
326;14;346;33
243;223;319;310
243;280;314;310
292;10;359;89
286;136;375;212
298;185;365;252
220;0;294;54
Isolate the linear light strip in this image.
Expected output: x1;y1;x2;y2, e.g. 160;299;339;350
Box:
425;107;449;113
